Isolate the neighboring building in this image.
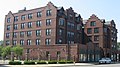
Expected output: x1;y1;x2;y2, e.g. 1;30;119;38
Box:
105;20;118;61
84;14;117;61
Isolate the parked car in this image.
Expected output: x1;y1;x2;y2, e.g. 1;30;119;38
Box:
99;58;111;64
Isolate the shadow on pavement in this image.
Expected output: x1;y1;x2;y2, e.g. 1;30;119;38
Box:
0;65;9;67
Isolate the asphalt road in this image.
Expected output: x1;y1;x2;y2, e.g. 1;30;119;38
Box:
55;64;120;67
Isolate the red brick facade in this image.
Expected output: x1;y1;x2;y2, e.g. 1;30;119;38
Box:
4;2;117;62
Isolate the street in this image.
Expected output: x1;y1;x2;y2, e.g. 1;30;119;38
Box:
0;63;120;67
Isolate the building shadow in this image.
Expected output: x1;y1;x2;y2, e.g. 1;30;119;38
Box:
0;65;9;67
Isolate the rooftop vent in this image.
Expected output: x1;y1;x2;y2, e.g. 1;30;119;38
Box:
18;7;26;13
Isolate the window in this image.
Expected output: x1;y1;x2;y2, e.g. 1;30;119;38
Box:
71;32;74;37
6;33;10;38
59;29;63;35
45;38;51;45
46;51;50;57
14;24;18;30
20;31;25;37
36;20;41;27
67;32;70;37
71;23;75;29
27;39;31;45
94;28;99;33
14;16;18;22
28;13;33;19
94;43;99;47
6;40;10;45
27;31;32;37
59;18;65;26
13;40;17;45
46;10;51;16
36;30;41;36
90;21;96;26
57;51;60;55
26;49;30;53
28;22;32;28
46;19;51;26
77;24;81;30
104;28;107;33
21;23;25;29
46;29;51;36
67;22;71;28
7;18;11;23
67;22;74;29
88;36;92;41
7;25;10;30
58;39;62;44
13;32;17;38
20;39;24;45
36;39;41;45
69;14;73;20
21;15;25;20
37;11;42;17
94;35;99;41
87;28;92;34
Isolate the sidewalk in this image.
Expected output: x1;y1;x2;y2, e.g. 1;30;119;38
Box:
0;63;94;67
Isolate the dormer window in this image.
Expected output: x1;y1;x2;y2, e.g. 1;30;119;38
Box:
90;21;96;26
59;18;65;26
7;18;11;23
46;10;51;16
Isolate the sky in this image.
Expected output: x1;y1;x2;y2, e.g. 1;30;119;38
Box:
0;0;120;42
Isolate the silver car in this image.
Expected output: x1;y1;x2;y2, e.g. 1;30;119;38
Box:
99;58;111;64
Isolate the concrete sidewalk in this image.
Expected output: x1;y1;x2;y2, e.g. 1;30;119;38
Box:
0;63;94;67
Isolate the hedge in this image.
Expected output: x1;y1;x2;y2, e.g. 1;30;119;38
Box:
58;61;66;64
37;61;47;64
48;61;57;64
9;61;22;65
66;61;73;63
24;61;35;65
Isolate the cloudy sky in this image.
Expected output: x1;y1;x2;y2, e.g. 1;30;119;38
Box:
0;0;120;42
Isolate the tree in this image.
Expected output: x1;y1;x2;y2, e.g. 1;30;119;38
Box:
0;46;3;58
12;45;23;60
2;46;11;60
117;42;120;49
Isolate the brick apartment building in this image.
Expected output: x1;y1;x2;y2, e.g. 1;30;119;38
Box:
84;14;118;61
3;2;117;62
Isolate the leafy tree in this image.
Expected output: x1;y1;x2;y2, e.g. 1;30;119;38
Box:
2;46;11;60
12;45;23;60
0;46;3;57
117;42;120;49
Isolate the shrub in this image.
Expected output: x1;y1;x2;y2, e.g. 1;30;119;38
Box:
24;61;35;65
58;61;66;64
66;61;73;63
9;61;21;65
37;61;46;64
48;61;57;64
